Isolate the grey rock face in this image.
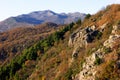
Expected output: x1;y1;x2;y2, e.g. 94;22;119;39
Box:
72;25;120;80
74;48;105;80
68;25;99;59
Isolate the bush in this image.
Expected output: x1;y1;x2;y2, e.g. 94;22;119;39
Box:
94;57;102;65
103;47;112;54
0;61;21;80
76;19;81;25
26;47;37;60
14;73;20;80
116;20;120;25
96;32;102;39
85;14;91;19
64;68;73;80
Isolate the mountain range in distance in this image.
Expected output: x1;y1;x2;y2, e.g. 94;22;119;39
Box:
0;10;86;32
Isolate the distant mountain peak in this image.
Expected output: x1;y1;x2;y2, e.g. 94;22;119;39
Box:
44;10;56;16
43;10;55;13
0;10;86;32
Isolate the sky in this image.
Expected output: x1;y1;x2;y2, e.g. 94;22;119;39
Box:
0;0;120;21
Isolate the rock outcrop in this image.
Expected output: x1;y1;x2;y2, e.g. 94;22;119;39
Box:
74;48;105;80
72;25;120;80
103;34;120;48
112;25;120;34
68;25;100;59
104;25;120;48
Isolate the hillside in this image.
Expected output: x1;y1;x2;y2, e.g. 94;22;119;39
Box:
0;10;86;32
0;22;60;65
0;4;120;80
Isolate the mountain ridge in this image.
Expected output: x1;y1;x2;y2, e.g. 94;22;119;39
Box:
0;10;86;32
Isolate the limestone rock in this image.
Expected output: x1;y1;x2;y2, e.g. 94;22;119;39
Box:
91;25;96;31
68;26;100;60
112;25;120;34
73;48;105;80
103;34;120;48
72;25;120;80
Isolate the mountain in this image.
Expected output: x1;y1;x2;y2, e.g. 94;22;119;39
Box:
0;4;120;80
0;10;86;32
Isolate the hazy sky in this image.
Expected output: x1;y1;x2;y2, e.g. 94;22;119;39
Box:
0;0;120;21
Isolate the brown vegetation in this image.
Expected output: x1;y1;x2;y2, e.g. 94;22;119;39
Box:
0;22;60;65
81;4;120;28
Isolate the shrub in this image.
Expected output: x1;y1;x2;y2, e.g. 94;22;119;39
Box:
103;47;112;54
85;14;91;19
94;57;102;65
0;61;21;80
76;18;81;25
96;32;102;39
64;68;73;80
26;47;37;60
117;20;120;25
14;73;20;80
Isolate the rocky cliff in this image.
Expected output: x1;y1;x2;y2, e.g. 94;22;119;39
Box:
69;24;120;80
